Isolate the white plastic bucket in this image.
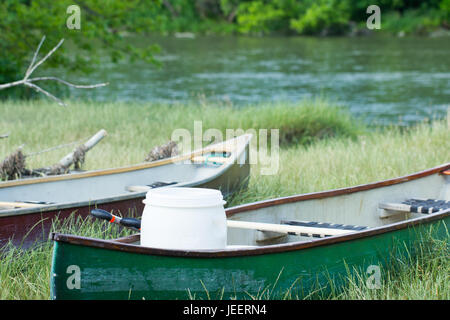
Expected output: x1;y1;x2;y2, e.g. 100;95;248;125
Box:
140;187;227;250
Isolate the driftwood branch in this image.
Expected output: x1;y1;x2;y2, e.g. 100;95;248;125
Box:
0;129;107;180
47;129;107;175
0;36;108;106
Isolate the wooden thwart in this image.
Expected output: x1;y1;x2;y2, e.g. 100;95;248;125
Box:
227;220;357;237
380;199;449;213
0;201;46;209
379;202;412;213
379;198;450;218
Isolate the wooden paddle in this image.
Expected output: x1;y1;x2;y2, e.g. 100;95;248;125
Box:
90;209;356;238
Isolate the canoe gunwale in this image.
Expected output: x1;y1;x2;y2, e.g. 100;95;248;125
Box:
0;134;252;218
51;208;450;258
51;163;450;257
227;163;450;216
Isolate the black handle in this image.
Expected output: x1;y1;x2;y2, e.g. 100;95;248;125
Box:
90;209;113;222
90;209;141;230
120;217;141;230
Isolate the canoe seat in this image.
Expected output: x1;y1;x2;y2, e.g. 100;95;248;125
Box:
379;199;449;218
281;220;368;238
126;181;177;192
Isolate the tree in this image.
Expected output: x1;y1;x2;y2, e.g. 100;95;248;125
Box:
0;0;161;98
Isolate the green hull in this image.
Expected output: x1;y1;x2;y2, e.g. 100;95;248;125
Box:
50;217;448;300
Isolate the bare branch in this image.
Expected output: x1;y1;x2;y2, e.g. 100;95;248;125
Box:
0;79;25;90
25;35;46;78
24;82;67;107
0;36;108;106
24;38;65;81
28;77;108;89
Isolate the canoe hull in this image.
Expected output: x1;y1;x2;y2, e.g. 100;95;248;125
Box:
0;157;249;249
50;216;448;300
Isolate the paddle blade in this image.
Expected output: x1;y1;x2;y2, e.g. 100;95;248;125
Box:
90;209;113;222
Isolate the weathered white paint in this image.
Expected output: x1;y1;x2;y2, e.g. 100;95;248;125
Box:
227;172;448;246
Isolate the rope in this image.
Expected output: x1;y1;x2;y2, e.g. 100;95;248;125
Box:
25;135;92;157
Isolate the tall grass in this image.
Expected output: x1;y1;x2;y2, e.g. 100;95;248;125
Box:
227;119;449;206
325;226;449;300
0;213;134;300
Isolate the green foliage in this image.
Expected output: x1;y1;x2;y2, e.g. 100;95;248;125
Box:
236;1;285;34
440;0;450;21
0;0;161;98
383;7;444;34
235;0;305;34
290;0;350;35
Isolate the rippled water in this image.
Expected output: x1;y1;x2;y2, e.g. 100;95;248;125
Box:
65;35;450;124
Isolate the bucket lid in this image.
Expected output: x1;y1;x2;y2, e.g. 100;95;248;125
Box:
143;187;226;208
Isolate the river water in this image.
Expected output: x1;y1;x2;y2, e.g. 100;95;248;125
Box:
66;35;450;125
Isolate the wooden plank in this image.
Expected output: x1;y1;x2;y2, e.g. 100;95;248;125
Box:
227;220;357;237
381;199;449;213
0;201;46;208
379;202;411;213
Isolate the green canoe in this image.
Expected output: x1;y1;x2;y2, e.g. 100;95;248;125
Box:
50;163;450;300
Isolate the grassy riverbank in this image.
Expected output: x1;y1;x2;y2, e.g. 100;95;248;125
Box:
0;99;448;299
0;98;362;174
